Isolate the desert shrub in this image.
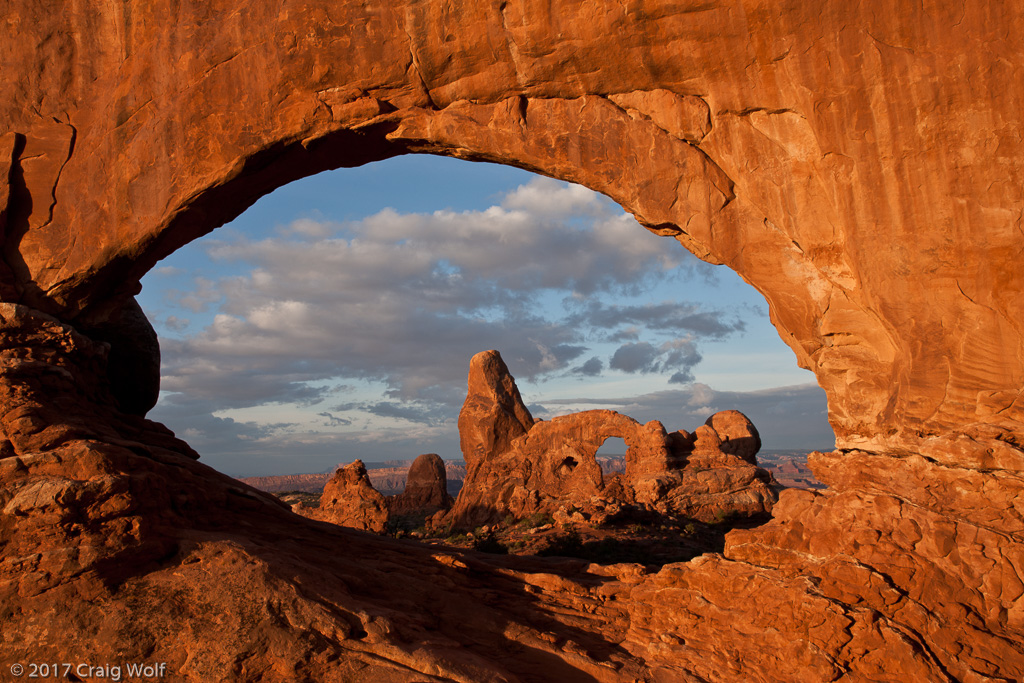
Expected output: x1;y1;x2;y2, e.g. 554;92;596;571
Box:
537;530;584;558
422;522;453;539
520;512;555;528
472;532;509;554
714;509;738;525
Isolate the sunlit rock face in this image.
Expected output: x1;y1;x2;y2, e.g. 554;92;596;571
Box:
1;1;1023;680
447;350;776;528
3;1;1023;455
307;460;390;534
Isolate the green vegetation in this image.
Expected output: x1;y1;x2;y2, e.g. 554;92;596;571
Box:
518;512;555;528
537;529;584;558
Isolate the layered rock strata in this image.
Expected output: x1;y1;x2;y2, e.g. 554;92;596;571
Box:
1;1;1023;679
445;351;776;528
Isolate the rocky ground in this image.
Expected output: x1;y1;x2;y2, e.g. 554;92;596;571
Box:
268;445;819;567
276;488;772;567
410;511;773;567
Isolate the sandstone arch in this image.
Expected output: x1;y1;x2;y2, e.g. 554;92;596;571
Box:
449;351;776;527
448;350;774;528
2;1;1023;679
4;0;1022;454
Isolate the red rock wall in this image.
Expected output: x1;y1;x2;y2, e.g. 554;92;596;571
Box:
2;1;1022;452
1;1;1023;679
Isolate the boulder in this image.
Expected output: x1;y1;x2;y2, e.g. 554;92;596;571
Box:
311;460;389;534
387;453;453;516
704;410;761;464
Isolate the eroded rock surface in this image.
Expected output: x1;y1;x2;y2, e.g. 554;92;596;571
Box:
446;351;776;528
1;1;1023;680
302;460;389;534
387;453;453;517
458;350;535;469
2;1;1022;455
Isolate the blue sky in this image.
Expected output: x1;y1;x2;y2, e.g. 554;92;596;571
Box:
138;155;834;476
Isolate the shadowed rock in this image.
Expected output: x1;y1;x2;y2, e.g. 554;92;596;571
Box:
387;453;453;516
704;410;761;464
1;2;1023;679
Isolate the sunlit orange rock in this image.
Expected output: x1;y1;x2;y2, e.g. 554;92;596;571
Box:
1;1;1022;680
446;350;776;527
458;350;535;469
306;460;390;534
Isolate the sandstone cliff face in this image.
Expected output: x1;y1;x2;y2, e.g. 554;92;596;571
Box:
447;351;776;528
2;1;1022;455
1;1;1023;680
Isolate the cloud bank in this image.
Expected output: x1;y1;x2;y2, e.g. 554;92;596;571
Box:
143;177;831;475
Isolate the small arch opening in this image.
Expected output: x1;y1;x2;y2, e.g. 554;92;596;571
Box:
556;455;579;477
595;436;628;476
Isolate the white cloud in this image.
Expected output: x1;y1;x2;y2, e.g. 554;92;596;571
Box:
169;276;222;313
158;178;707;406
144;176;797;474
500;177;608;217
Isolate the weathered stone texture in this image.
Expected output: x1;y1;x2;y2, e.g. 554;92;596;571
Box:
1;1;1023;680
447;350;777;527
387;453;453;517
458;350;535;469
2;1;1022;454
307;460;390;534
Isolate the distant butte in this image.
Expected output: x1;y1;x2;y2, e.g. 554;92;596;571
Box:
1;2;1022;680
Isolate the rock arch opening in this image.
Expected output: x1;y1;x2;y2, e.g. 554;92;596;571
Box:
136;154;832;483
